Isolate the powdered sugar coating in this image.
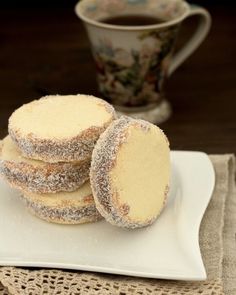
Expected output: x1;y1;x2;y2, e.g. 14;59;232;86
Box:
21;194;102;225
9;95;117;163
90;116;170;229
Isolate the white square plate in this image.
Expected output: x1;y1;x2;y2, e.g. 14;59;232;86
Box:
0;151;215;281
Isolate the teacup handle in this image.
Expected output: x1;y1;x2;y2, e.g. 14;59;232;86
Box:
168;5;211;76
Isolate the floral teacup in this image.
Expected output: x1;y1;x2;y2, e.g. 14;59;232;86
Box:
75;0;211;123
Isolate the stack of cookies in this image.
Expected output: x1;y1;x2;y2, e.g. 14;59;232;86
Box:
0;94;116;224
0;94;171;229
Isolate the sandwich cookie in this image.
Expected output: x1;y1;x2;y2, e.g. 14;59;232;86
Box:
90;116;170;229
9;95;116;163
21;181;102;224
0;136;90;193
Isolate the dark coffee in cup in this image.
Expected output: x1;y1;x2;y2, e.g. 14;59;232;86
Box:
100;15;165;26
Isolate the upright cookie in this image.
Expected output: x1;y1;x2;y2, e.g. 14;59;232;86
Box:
0;136;90;193
90;116;170;229
21;181;102;224
9;95;116;162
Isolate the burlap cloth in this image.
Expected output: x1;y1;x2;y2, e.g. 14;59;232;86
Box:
0;154;235;295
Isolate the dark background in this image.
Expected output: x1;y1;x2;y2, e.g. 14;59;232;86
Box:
1;0;235;8
0;1;235;153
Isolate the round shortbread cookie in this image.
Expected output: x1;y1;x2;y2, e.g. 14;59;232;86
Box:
0;136;90;193
21;181;102;224
8;95;116;163
90;116;170;229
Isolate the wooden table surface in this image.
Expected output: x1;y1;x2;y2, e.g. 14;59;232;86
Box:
0;4;235;154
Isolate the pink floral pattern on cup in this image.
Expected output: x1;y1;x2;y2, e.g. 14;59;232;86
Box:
93;26;179;107
76;0;211;122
